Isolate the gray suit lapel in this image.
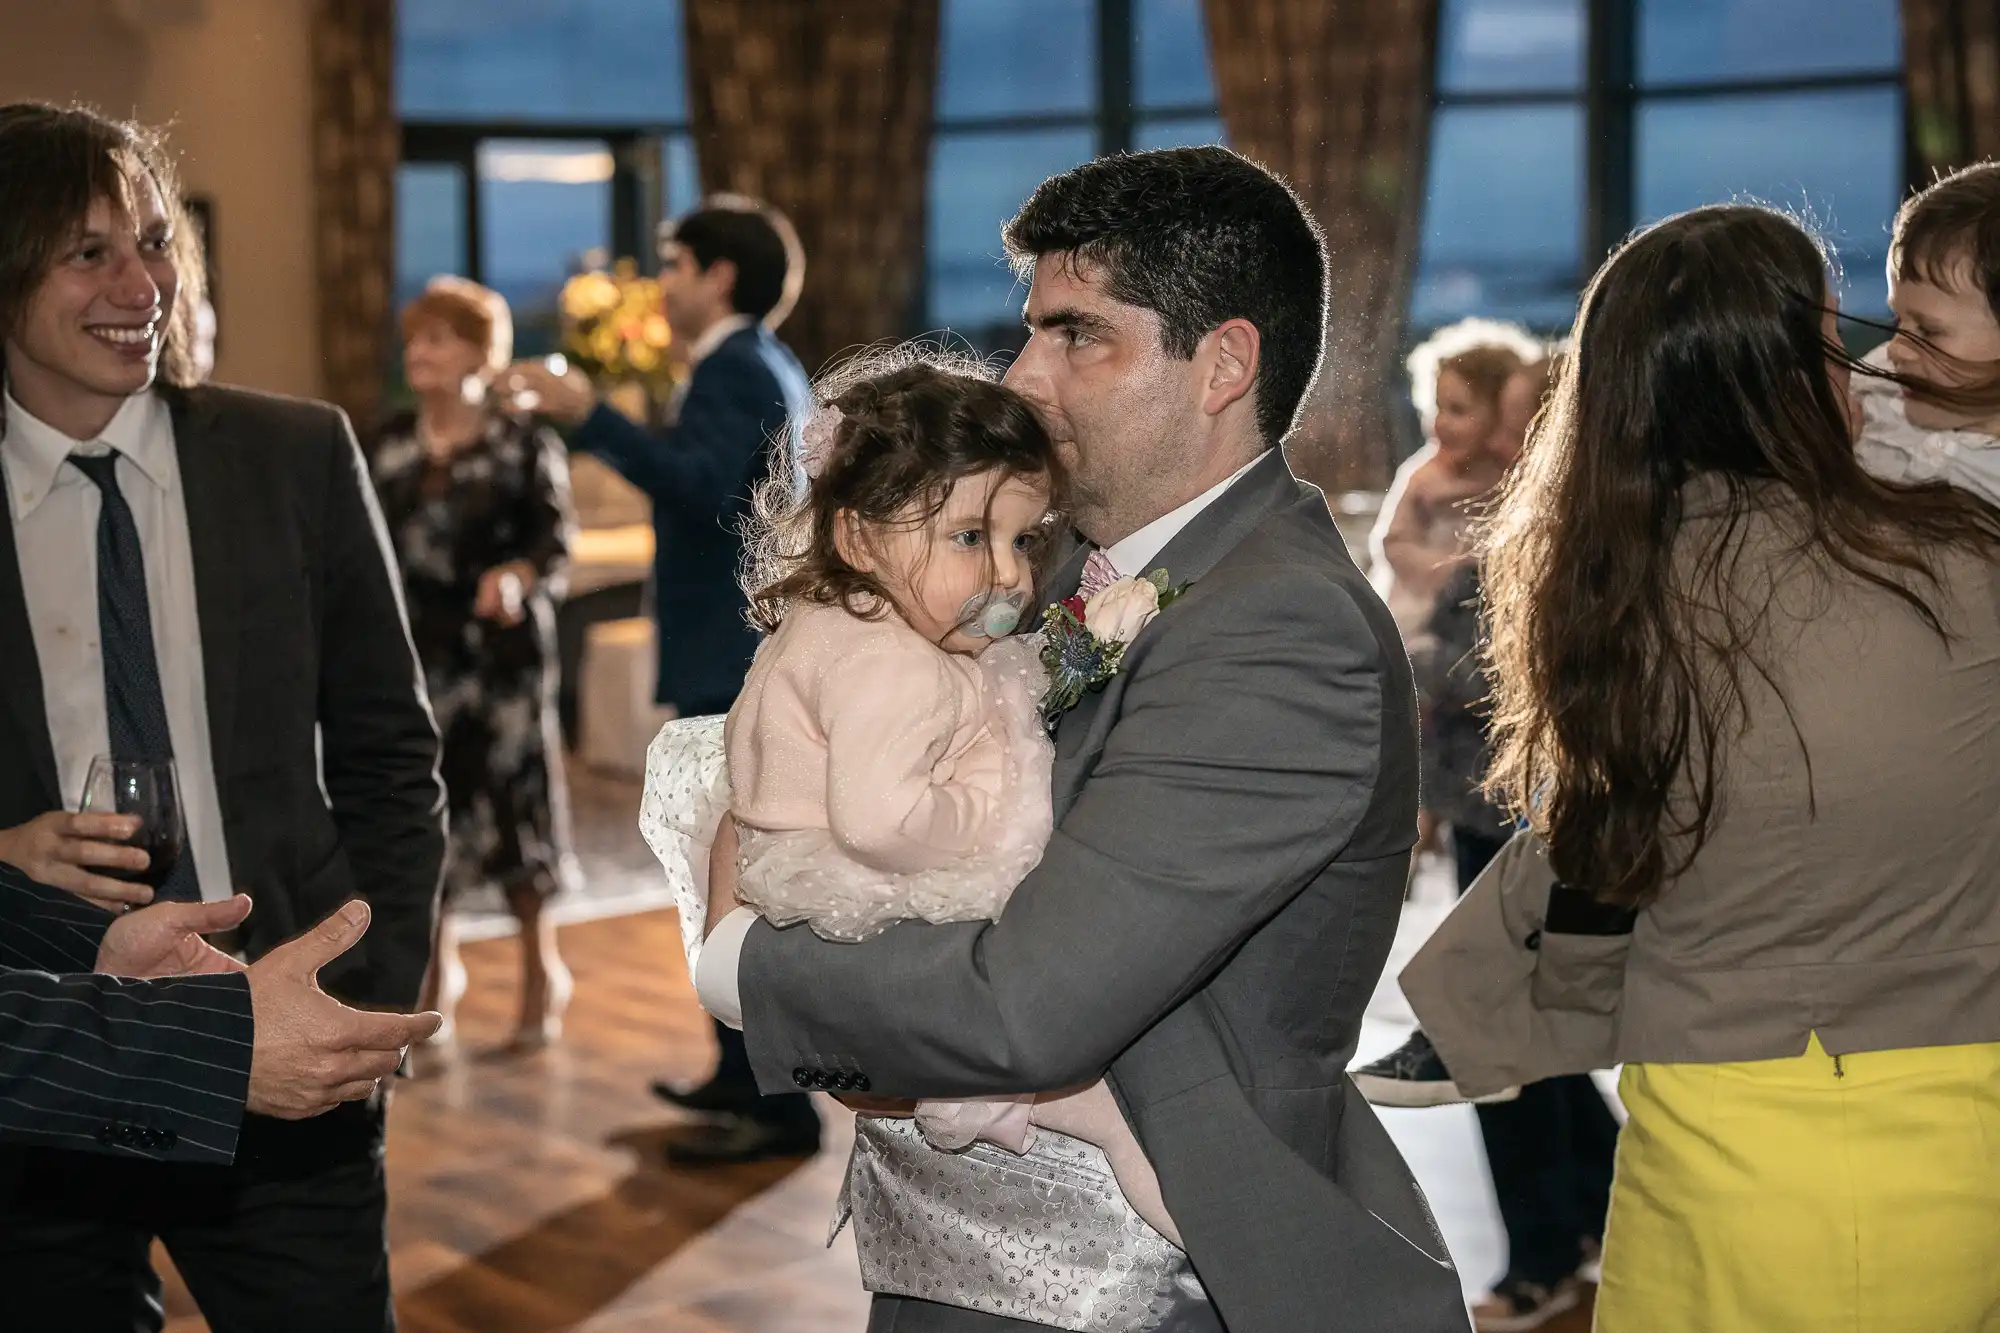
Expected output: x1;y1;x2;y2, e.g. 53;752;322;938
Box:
167;390;241;788
0;483;60;808
1141;450;1303;589
1038;536;1091;613
1050;453;1306;778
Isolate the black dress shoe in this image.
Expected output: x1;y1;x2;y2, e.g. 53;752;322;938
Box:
649;1075;758;1115
1352;1029;1521;1108
663;1117;822;1166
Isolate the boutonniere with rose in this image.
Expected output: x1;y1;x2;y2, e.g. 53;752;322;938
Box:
1038;569;1188;722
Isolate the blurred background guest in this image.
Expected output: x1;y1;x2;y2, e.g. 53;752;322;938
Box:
1363;349;1622;1332
1372;318;1541;861
1371;318;1541;643
504;196;819;1165
373;276;579;1052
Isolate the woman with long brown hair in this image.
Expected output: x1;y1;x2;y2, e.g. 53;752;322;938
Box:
1476;204;2000;1329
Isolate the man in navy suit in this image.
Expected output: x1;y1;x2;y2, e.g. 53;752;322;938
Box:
507;195;816;1164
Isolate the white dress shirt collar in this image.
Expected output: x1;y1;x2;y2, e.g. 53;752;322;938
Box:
3;389;175;521
686;313;756;368
1101;449;1273;579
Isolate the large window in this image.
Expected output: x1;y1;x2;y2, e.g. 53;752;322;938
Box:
399;0;1219;357
1415;0;1904;334
926;0;1224;348
395;0;699;357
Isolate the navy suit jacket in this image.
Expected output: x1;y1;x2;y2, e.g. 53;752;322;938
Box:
0;863;253;1165
572;324;810;713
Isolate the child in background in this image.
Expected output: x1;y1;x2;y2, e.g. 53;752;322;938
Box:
1854;160;2000;502
1370;318;1542;646
1373;318;1542;861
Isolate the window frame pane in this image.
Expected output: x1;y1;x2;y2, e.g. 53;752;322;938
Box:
1437;0;1586;96
397;0;691;127
926;126;1099;343
938;0;1097;121
1636;0;1902;89
1635;84;1902;316
1414;101;1587;332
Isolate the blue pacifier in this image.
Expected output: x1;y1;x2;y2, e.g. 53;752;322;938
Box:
956;588;1029;639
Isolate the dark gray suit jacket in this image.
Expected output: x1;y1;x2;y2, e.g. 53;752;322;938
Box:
0;863;253;1165
737;453;1469;1331
0;384;445;1012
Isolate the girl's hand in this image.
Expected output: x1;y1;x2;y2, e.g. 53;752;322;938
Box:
834;1094;919;1117
704;817;743;937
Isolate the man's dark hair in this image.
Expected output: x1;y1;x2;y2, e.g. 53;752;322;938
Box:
0;103;206;395
665;194;805;328
1003;146;1328;444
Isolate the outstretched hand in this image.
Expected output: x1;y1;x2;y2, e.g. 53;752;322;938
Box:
95;895;252;978
245;901;444;1120
501;358;596;428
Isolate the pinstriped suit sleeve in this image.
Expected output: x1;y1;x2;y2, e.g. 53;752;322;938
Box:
0;967;253;1163
0;862;114;974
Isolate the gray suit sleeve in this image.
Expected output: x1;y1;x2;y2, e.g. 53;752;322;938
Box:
738;567;1389;1096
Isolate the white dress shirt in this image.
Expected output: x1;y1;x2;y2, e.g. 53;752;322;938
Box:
686;313;755;366
2;390;235;901
694;449;1276;1027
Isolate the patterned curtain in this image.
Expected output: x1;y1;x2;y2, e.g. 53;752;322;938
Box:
309;0;398;431
683;0;941;378
1206;0;1440;493
1903;0;2000;178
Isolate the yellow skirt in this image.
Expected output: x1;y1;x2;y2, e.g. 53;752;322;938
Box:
1596;1033;2000;1332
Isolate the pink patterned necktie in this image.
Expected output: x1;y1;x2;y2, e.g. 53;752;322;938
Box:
1078;548;1121;600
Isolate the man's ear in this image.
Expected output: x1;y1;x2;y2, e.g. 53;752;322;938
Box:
1198;317;1260;419
832;509;875;573
703;256;740;311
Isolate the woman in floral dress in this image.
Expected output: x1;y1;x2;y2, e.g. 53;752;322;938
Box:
373;277;580;1051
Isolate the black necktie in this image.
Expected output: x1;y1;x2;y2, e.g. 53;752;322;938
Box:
69;451;200;902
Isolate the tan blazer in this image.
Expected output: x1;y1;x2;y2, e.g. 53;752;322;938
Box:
1405;496;2000;1090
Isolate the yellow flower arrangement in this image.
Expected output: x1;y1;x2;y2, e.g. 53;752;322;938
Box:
557;258;678;393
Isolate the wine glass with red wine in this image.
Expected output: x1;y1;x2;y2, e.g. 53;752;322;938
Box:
79;756;186;893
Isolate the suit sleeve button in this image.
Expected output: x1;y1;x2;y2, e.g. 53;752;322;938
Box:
852;1073;871;1093
811;1071;834;1089
792;1068;813;1088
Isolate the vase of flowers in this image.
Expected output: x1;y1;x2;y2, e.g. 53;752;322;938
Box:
557;258;678;423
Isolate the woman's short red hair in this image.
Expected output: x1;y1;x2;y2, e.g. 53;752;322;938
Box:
400;276;512;376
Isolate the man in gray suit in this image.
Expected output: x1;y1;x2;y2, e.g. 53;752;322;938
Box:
695;148;1470;1331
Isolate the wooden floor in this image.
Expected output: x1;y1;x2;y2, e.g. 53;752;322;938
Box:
152;780;1597;1332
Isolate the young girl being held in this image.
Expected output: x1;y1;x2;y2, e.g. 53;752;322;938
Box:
642;354;1180;1244
1854;160;2000;501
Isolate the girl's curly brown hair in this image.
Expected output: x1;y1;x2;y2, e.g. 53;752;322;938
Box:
743;350;1068;633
